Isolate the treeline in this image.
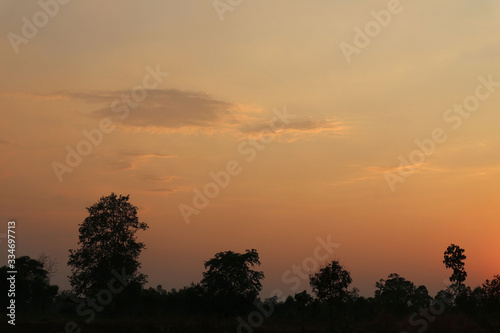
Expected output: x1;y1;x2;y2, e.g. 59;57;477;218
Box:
2;250;500;332
1;193;499;333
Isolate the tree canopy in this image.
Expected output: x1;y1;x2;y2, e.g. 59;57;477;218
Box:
201;249;264;314
1;256;58;312
68;193;148;296
309;260;352;304
374;273;430;314
443;243;467;286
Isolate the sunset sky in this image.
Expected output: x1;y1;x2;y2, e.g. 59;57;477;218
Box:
1;0;500;298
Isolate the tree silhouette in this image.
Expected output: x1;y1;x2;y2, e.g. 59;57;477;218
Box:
68;193;149;296
482;275;500;312
294;290;313;331
412;285;432;309
443;244;467;287
201;249;264;315
374;273;428;314
309;260;352;325
38;252;58;279
1;256;58;312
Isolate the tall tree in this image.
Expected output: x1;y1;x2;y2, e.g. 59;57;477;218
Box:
309;260;352;324
443;244;467;286
201;249;264;315
68;193;148;296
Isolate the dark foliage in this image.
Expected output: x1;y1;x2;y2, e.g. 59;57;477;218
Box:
68;193;149;297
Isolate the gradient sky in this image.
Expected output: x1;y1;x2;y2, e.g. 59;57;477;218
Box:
1;0;500;298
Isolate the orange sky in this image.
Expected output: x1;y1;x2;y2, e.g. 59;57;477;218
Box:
1;0;500;297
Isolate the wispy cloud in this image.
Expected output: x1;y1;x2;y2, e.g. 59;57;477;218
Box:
89;89;238;131
145;187;178;193
100;152;178;173
241;117;347;142
364;164;427;175
8;89;347;140
120;151;178;159
329;163;447;187
329;176;374;186
0;92;71;101
102;161;134;172
131;174;177;183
